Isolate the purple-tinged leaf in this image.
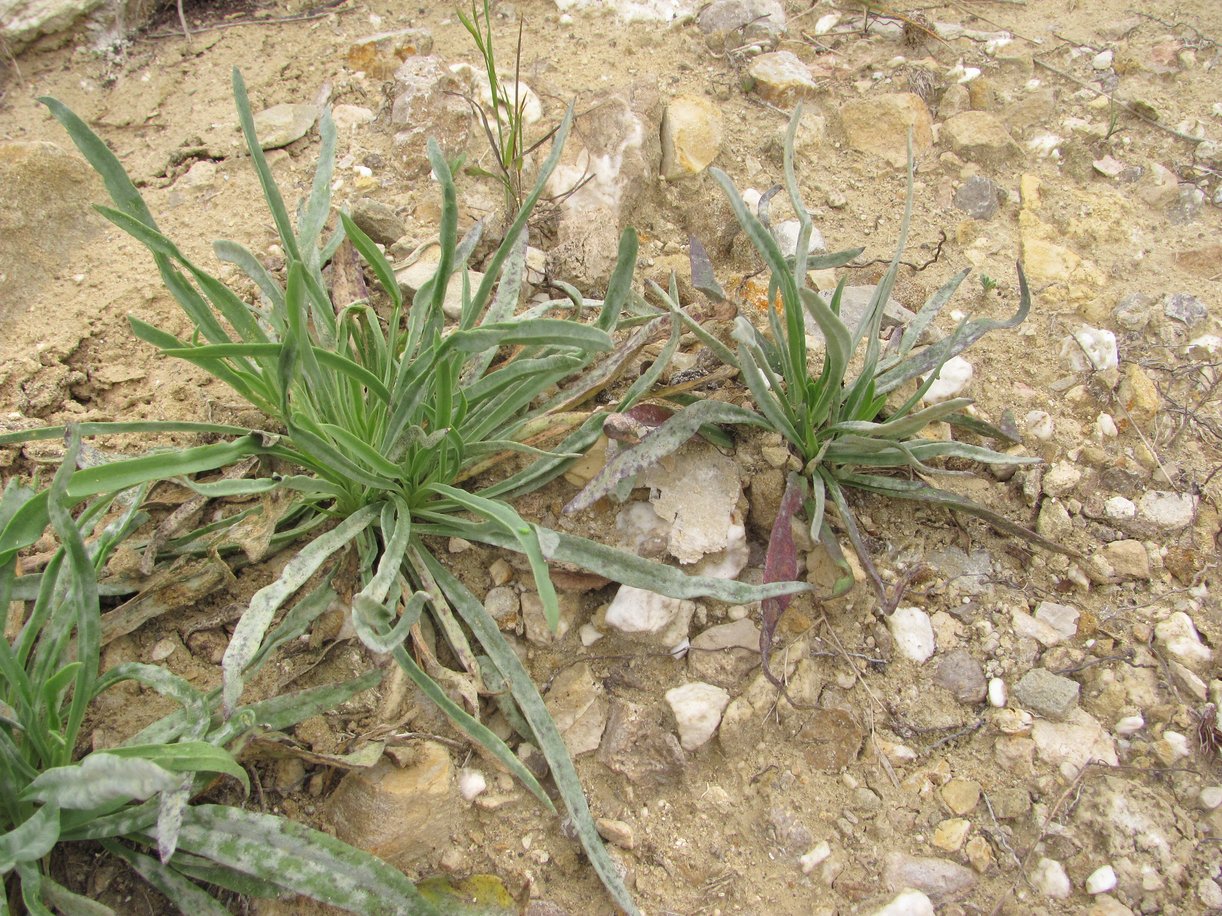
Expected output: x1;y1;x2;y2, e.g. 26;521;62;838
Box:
688;236;726;303
760;472;804;691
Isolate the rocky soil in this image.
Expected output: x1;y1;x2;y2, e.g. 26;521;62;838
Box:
1;0;1220;913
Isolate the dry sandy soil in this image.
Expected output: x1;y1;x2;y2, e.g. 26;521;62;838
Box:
1;0;1220;912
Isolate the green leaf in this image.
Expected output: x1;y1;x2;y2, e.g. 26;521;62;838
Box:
23;754;178;809
170;804;439;914
564;398;768;515
101;840;230;916
420;553;639;916
0;804;60;874
105;743;250;793
221;503;380;714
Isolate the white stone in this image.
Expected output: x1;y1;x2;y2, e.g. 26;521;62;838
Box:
870;889;935;916
1092;49;1114;69
1103;496;1136;521
1199;786;1222;810
579;623;604;646
799;840;831;874
1114;714;1144;736
922;356;973;404
1011;609;1064;647
887;607;935;664
1034;601;1079;640
988;677;1007;708
1025;410;1054;440
1154;611;1213;671
665;682;731;751
639;440;741;564
1030;857;1072;899
1138;491;1196;530
1095;412;1118;437
458;768;487;801
1086;864;1117;894
554;0;697;22
772;219;826;258
1032;709;1118;778
1157;730;1191;762
605;586;694;646
1061;325;1118;371
692;517;749;580
813;12;839;34
1200;878;1222;909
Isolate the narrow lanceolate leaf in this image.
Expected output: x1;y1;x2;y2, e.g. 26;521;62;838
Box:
564;399;768;515
221;504;381;715
39;97;157;229
761;474;805;691
38;875;115;915
23;754;178;809
104;742;250;793
170;804;439;915
842;472;1081;558
689;235;726;302
426;522;810;605
0;803;60;873
101;840;230;916
157;776;192;863
874;263;1032;394
421;554;639;916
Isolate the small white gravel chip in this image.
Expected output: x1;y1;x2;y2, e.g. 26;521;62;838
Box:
1114;714;1145;736
1030;857;1072;899
887;607;935;664
1103;496;1136;521
799;841;831;874
987;677;1007;708
1086;864;1118;894
579;623;604;646
665;682;731;751
1199;786;1222;810
870;889;935;916
1024;410;1054;440
922;355;973;404
459;768;487;801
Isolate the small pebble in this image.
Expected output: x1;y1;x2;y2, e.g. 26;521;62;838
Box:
459;769;487;801
1030;857;1072;899
988;678;1007;708
1086;864;1117;895
799;840;831;874
1199;786;1222;810
1114;714;1144;736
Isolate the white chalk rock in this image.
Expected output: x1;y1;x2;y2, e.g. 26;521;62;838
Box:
665;682;731;750
1061;325;1118;371
1154;611;1213;672
772;219;826;259
640;439;742;564
1103;496;1136;521
605;586;694;646
922;355;973;403
458;768;487;801
799;841;831;874
1086;864;1117;895
1030;857;1072;899
871;889;935;916
1024;410;1054;440
988;677;1007;708
887;607;935;664
1138;491;1197;530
